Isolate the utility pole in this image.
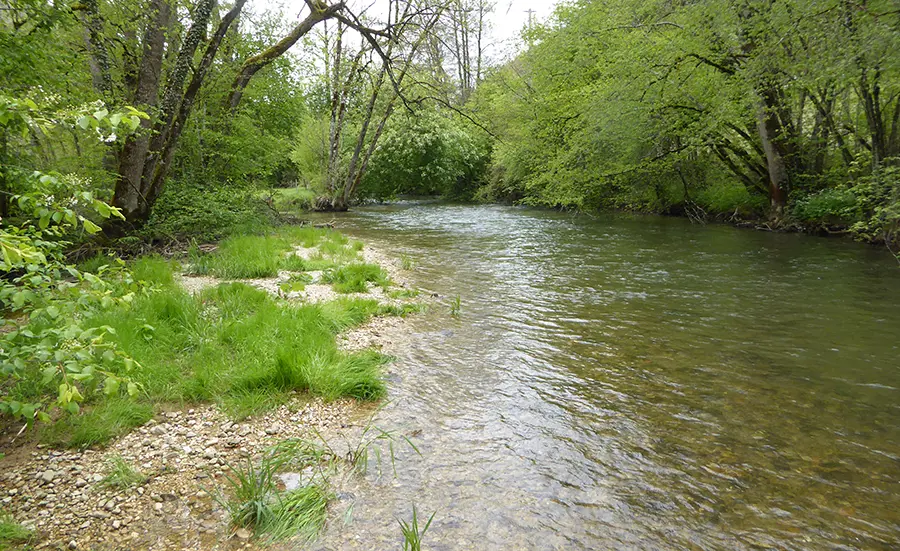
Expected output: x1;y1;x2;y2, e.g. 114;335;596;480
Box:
525;8;535;29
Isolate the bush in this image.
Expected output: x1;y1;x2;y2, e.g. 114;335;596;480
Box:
792;187;860;224
696;181;765;215
849;161;900;246
144;181;274;242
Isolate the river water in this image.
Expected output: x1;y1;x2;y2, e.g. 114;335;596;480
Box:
312;203;900;551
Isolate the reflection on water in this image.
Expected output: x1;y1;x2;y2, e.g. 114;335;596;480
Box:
311;204;900;550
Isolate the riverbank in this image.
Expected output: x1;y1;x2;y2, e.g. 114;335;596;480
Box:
0;227;427;550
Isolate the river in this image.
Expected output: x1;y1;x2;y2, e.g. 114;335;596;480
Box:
311;203;900;551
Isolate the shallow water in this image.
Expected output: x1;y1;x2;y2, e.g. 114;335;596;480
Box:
312;204;900;550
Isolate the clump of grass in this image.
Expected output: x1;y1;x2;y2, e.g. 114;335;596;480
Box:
388;288;419;300
73;269;387;436
216;448;330;543
218;455;281;530
378;303;426;317
398;505;435;551
101;456;148;488
449;295;461;318
321;263;389;293
399;255;415;270
279;272;313;294
190;235;289;278
265;486;329;542
0;512;32;550
41;399;153;449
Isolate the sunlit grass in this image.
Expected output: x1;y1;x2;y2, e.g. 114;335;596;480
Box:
188;227;361;279
101;456;148;489
321;263;390;293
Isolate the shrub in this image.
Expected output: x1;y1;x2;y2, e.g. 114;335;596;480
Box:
792;186;860;224
144;181;274;242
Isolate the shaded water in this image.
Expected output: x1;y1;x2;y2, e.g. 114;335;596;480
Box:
314;204;900;550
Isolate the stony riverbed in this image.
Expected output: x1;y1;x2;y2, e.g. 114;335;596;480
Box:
0;243;425;550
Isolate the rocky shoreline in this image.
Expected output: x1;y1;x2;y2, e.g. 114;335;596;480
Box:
0;243;424;550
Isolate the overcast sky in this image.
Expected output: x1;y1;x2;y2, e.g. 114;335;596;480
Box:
246;0;559;62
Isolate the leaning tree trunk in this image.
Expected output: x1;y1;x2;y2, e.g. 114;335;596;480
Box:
756;88;791;221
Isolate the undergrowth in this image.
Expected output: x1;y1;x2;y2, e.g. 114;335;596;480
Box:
33;259;392;447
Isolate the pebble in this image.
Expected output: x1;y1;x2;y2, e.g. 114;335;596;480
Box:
39;470;57;484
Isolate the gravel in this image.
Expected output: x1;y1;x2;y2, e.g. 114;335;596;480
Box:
0;240;426;550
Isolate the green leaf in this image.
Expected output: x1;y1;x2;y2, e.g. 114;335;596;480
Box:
126;382;139;397
41;366;57;384
76;116;91;130
82;219;102;234
104;377;120;396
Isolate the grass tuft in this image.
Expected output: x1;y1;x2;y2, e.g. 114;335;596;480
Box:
398;505;435;551
0;512;32;550
216;447;330;543
41;399;153;449
101;456;148;488
321;263;389;293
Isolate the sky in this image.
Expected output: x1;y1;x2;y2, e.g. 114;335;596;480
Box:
246;0;559;62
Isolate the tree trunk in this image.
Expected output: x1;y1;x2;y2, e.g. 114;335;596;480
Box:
756;90;790;219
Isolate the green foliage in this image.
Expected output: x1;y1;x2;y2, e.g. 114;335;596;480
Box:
216;445;329;542
362;111;489;200
696;181;766;215
0;97;148;428
144;181;274;242
793;187;860;224
289;114;330;189
398;505;436;551
321;264;390;294
100;456;148;489
0;512;32;550
268;187;317;212
449;295;461;318
849;161;900;246
470;0;900;236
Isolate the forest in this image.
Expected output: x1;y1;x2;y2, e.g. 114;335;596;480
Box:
1;0;899;548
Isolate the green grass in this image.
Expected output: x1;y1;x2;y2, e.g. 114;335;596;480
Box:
321;263;390;293
189;227;361;279
388;288;420;300
0;513;32;550
216;446;330;543
269;187;317;212
30;261;391;447
27;227;422;449
101;456;148;488
398;505;435;551
41;399;153;449
265;486;329;542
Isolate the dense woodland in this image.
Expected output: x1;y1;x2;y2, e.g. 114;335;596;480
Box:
1;0;899;441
